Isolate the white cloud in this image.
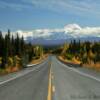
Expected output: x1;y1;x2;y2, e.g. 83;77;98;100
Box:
64;24;82;33
22;0;100;16
15;30;33;38
1;0;100;16
32;29;52;38
9;24;100;40
64;24;100;37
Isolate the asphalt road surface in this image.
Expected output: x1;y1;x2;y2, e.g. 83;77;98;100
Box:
0;56;100;100
51;56;100;100
0;58;50;100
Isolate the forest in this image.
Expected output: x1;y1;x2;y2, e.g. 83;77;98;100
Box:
0;29;100;74
60;40;100;69
0;30;43;74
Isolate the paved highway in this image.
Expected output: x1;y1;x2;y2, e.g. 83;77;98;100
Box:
0;56;100;100
51;57;100;100
0;58;50;100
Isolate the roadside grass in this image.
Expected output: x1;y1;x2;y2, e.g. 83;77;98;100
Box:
0;65;21;75
0;54;48;76
59;55;81;64
65;54;73;60
84;63;100;71
0;68;7;75
29;54;48;65
59;55;100;71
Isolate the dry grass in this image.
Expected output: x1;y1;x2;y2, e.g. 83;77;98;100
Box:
5;66;20;73
0;66;20;75
72;57;81;64
30;54;48;64
0;54;48;76
58;56;81;65
59;56;100;71
84;63;100;71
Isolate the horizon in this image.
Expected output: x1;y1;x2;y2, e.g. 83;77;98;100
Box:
1;23;100;41
0;0;100;42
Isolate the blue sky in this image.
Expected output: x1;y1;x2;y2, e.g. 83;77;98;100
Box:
0;0;100;31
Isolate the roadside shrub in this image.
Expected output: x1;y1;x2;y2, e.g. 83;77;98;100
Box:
82;57;87;64
0;57;2;65
8;57;13;66
66;54;73;60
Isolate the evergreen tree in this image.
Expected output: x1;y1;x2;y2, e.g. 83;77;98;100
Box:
0;31;3;57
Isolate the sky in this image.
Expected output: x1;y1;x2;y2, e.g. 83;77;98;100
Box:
1;0;100;31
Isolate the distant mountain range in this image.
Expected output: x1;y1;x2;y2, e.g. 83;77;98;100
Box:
5;23;100;45
26;38;66;45
26;36;100;46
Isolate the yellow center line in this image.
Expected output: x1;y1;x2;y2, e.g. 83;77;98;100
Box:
52;85;55;93
47;68;52;100
51;75;54;79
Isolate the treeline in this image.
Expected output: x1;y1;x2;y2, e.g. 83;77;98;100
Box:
0;30;43;69
61;40;100;65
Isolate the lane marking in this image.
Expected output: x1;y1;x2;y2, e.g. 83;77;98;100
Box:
49;61;51;66
27;58;48;67
0;61;47;85
57;58;100;82
47;68;52;100
52;85;55;93
51;75;54;80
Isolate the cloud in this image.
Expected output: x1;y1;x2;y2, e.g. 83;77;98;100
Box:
14;28;64;40
8;24;100;40
22;0;100;16
0;1;33;11
1;0;100;16
64;24;100;37
15;30;33;38
0;0;100;18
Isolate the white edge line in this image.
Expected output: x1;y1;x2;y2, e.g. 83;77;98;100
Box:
27;64;38;67
57;58;100;82
0;60;47;85
27;56;49;67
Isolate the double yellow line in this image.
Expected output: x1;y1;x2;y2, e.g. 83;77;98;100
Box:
47;61;55;100
47;68;52;100
47;61;52;100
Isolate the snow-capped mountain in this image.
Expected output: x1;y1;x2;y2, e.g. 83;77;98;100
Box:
6;24;100;45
